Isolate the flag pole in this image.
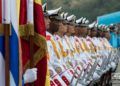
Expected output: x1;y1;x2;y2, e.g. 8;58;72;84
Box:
27;0;34;69
29;25;34;68
27;0;34;85
29;25;34;86
4;24;10;86
3;0;11;86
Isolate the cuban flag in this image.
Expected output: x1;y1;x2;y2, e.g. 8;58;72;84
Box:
0;0;21;85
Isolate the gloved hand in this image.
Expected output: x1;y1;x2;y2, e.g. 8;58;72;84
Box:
23;68;37;84
111;62;116;71
93;72;100;80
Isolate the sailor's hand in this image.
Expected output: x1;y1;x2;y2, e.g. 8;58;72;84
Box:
23;68;37;84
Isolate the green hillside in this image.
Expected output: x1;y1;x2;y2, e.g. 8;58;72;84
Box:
47;0;120;21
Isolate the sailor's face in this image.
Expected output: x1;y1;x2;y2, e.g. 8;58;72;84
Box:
91;29;97;37
75;27;79;36
83;27;88;35
69;25;75;34
59;22;64;32
99;31;103;37
80;27;87;37
87;29;91;36
44;17;51;29
59;22;67;33
78;27;83;36
62;23;68;33
104;32;110;40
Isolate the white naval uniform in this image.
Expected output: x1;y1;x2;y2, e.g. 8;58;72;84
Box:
46;31;67;86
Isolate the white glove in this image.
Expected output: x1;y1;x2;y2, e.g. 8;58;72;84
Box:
23;68;37;84
111;62;116;71
93;72;100;80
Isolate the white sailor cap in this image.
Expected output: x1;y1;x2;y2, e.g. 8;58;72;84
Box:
100;24;106;31
109;23;116;31
62;12;69;23
55;12;64;20
75;17;83;26
42;3;62;17
82;18;87;24
97;24;103;31
79;18;89;27
67;14;76;22
110;23;114;27
60;12;64;18
93;22;98;30
42;3;47;12
64;12;68;20
88;22;96;28
106;27;110;32
84;20;89;24
98;24;103;28
101;24;106;30
104;26;110;32
76;17;84;24
94;22;98;28
47;7;62;16
42;3;50;17
66;14;76;25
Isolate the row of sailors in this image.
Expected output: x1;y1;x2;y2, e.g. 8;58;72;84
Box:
43;4;119;86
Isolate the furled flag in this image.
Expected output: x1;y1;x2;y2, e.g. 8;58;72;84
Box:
19;0;29;73
0;0;21;86
34;0;50;86
19;0;50;85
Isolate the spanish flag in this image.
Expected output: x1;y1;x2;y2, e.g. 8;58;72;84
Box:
34;0;50;86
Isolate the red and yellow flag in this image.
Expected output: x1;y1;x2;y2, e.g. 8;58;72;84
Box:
34;0;50;86
19;0;29;73
19;0;50;85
